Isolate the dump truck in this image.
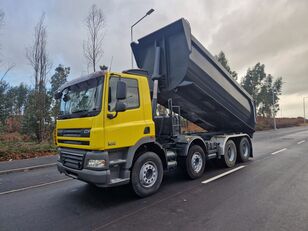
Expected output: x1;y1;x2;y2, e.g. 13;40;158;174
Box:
55;18;256;197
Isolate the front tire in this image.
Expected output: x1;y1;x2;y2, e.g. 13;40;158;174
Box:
185;145;206;179
131;152;163;197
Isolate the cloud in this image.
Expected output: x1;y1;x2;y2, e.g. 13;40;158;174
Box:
206;0;308;94
0;0;307;117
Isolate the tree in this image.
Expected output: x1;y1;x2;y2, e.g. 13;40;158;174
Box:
258;75;282;118
50;64;70;119
215;51;238;80
0;79;9;127
84;4;105;72
0;84;29;132
15;84;29;115
6;84;29;116
0;82;29;132
241;63;266;103
22;88;51;140
6;84;28;115
241;63;283;117
26;13;51;91
25;13;51;142
22;90;39;139
4;86;17;116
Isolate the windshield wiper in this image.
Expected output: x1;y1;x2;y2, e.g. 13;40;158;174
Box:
58;115;71;119
71;109;88;114
64;108;101;118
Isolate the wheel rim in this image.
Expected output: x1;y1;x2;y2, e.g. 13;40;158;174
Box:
227;145;235;162
139;161;158;188
191;152;203;173
242;141;249;158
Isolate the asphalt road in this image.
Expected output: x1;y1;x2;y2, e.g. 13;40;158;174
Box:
1;126;308;231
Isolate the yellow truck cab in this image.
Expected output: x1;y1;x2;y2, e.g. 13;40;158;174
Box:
56;70;168;196
55;19;255;197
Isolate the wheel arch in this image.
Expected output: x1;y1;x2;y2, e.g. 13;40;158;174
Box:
126;137;167;170
181;136;208;157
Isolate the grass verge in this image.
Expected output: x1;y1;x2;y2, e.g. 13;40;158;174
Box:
0;141;56;162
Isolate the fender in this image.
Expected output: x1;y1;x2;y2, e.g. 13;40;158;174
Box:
124;137;166;169
177;135;207;157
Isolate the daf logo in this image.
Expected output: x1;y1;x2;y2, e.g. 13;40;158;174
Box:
108;141;116;146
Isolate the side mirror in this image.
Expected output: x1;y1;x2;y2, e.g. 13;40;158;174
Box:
63;94;70;102
116;81;127;100
107;101;126;119
115;101;126;112
54;91;62;100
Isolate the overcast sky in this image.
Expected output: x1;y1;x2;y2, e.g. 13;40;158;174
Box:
0;0;307;117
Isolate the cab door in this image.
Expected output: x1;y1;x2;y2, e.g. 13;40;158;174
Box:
104;75;146;150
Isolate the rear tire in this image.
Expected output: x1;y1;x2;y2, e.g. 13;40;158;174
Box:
223;140;237;168
238;137;251;162
185;145;206;179
131;152;163;197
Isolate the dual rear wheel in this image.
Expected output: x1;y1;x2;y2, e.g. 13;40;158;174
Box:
183;137;251;179
223;137;251;167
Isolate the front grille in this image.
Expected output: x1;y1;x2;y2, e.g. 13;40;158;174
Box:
57;128;91;138
60;148;85;170
58;139;90;145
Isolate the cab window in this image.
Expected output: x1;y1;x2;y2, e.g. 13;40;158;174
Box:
108;76;140;112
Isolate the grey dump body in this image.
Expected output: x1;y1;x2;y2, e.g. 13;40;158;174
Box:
132;18;256;137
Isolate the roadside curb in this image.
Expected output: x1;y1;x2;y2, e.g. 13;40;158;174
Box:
0;162;57;175
0;155;58;175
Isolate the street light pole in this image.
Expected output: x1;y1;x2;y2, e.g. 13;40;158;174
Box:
130;8;154;68
272;88;277;130
303;97;308;124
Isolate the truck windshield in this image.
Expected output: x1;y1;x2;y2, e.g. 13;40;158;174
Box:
58;76;104;119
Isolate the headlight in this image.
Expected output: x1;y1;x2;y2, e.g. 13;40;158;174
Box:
87;159;106;168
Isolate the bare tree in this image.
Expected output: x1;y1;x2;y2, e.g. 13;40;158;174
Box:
25;13;51;142
26;14;51;91
84;4;105;72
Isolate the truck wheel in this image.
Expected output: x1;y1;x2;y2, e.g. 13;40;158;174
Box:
223;140;237;168
131;152;163;197
238;137;251;162
186;145;206;179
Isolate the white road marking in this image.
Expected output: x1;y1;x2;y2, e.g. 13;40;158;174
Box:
271;148;287;155
0;163;56;175
0;178;71;196
201;166;246;184
297;140;306;145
